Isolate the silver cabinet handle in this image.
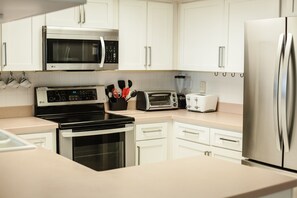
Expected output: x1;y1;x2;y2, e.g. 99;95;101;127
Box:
142;129;162;133
2;42;7;67
273;33;285;151
82;5;86;24
78;6;82;24
137;146;141;165
144;46;148;67
219;137;239;143
218;46;225;68
182;130;200;135
99;36;105;68
61;126;134;138
148;46;152;67
282;33;293;152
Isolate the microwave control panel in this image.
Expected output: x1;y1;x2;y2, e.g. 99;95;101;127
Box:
105;41;118;64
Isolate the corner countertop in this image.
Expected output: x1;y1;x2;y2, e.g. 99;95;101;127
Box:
107;109;243;132
0;148;296;198
0;117;58;135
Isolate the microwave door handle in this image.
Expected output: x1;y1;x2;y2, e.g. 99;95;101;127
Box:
99;36;105;68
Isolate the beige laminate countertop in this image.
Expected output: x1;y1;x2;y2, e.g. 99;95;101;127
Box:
0;117;58;135
0;147;296;198
107;109;243;132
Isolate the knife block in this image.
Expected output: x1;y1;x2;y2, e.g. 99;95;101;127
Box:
109;98;128;111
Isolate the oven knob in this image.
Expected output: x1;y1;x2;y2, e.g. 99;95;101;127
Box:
173;103;177;107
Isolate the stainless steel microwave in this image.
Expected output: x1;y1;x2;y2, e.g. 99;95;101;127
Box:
42;26;118;71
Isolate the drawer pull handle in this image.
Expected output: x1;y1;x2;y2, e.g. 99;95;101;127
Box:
143;129;162;133
219;138;239;143
182;130;201;135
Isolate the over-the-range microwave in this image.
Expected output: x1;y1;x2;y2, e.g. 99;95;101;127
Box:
42;26;118;71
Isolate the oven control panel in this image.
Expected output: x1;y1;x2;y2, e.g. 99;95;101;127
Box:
47;89;97;102
36;86;106;106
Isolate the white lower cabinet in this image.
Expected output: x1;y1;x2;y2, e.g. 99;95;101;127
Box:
135;122;168;165
18;131;56;152
173;122;242;164
174;138;210;159
136;138;167;165
211;147;242;164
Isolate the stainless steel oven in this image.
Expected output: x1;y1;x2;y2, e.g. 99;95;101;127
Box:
59;124;135;171
35;86;135;171
42;26;118;71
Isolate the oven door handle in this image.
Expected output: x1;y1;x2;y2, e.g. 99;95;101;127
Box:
61;126;134;138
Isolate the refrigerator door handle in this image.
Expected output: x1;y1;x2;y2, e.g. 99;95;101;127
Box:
282;33;293;152
274;33;285;151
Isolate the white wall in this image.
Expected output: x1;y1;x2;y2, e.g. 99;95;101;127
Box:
183;71;244;104
0;71;243;107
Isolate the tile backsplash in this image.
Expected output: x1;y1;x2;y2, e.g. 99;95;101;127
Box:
0;71;176;107
0;71;244;107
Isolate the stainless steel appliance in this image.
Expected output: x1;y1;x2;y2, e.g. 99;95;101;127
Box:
35;86;135;171
243;17;297;172
43;26;118;71
136;90;178;111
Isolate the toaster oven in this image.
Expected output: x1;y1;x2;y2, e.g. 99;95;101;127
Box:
136;91;178;111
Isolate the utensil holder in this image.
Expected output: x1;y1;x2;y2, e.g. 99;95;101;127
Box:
109;98;128;111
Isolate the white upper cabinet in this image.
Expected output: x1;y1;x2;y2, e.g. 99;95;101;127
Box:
225;0;279;73
119;0;147;70
179;0;225;72
119;0;173;70
46;0;117;29
281;0;297;16
178;0;279;73
2;15;45;71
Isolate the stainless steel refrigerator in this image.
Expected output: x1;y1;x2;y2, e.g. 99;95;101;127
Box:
243;17;297;172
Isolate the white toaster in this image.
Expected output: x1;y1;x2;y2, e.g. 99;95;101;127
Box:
186;94;218;112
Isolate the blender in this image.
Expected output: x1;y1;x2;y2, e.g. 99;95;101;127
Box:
174;74;188;109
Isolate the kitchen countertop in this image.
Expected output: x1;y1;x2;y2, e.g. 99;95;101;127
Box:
107;109;243;132
0;148;296;198
0;117;58;135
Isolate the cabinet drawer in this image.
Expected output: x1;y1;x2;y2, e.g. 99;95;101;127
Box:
136;123;167;141
210;129;242;151
211;147;242;164
175;122;209;145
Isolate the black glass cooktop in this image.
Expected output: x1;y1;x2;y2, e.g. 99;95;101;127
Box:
40;113;134;129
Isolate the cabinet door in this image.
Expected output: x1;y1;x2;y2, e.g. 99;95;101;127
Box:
211;147;242;164
81;0;114;29
179;0;225;72
225;0;279;73
136;138;167;165
2;15;44;71
18;132;56;152
147;2;173;70
173;138;210;159
281;0;297;17
46;7;80;27
119;0;147;70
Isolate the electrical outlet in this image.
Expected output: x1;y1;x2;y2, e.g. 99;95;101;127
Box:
200;81;206;94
